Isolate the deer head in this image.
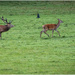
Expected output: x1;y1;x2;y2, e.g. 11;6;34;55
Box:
0;16;14;28
58;19;63;23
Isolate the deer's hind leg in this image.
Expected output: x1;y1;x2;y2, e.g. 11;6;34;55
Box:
40;29;45;37
40;29;49;37
40;30;44;37
44;30;49;37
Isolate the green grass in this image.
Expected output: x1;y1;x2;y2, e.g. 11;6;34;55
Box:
0;1;75;74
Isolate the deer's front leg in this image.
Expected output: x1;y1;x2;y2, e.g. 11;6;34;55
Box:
0;33;2;39
52;30;54;37
55;30;60;37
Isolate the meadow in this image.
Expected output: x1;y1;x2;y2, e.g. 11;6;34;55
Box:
0;1;75;74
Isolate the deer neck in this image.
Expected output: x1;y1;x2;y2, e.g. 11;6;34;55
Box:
5;25;10;31
57;20;61;28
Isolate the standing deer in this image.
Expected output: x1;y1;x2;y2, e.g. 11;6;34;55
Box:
40;19;63;38
0;16;14;39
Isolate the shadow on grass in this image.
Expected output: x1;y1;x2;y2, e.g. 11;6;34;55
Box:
0;39;5;40
0;36;75;40
61;35;75;38
41;35;75;39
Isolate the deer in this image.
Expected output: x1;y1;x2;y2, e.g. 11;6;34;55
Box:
0;16;14;39
40;19;63;38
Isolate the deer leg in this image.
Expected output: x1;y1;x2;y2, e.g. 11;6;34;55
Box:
55;30;60;36
52;30;54;37
40;30;44;37
40;29;46;37
40;29;49;37
0;33;2;39
44;30;49;37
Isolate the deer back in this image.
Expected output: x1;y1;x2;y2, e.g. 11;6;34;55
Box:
43;24;57;30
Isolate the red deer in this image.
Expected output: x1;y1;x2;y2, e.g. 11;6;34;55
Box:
40;19;63;38
0;16;14;39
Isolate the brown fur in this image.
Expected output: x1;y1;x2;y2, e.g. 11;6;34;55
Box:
0;25;10;32
40;19;63;38
43;24;57;30
0;24;14;39
0;16;14;39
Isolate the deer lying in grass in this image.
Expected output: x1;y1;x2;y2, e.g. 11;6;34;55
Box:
0;16;14;39
40;19;63;38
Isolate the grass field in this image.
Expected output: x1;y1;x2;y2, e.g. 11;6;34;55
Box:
0;1;75;74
